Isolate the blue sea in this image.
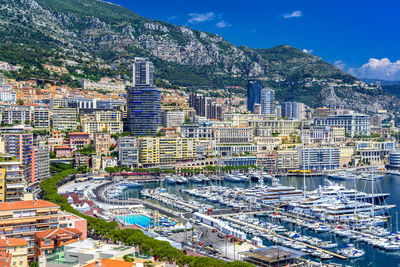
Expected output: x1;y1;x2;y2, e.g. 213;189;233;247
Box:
120;174;400;266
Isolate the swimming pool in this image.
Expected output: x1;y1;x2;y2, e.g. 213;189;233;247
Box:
118;214;177;228
118;214;151;228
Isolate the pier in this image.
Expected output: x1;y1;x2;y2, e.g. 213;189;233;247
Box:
221;216;347;260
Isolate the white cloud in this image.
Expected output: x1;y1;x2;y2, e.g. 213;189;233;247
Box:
216;20;232;28
302;49;313;54
334;60;346;70
283;10;303;19
348;58;400;81
188;12;215;24
168;16;178;20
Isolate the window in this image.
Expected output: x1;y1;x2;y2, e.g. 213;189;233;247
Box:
45;240;51;246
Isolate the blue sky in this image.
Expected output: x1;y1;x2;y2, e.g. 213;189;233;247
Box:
108;0;400;80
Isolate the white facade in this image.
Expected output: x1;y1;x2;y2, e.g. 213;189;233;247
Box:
260;88;275;115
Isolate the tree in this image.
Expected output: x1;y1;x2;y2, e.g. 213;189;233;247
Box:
30;262;38;267
50;151;56;159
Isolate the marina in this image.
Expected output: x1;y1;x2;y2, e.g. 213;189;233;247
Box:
94;173;400;266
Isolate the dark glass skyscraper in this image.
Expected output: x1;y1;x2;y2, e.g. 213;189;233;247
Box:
247;80;262;113
127;58;161;136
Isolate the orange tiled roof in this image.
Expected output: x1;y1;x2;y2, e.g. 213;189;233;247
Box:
0;200;59;211
35;227;82;239
0;237;28;247
68;132;89;136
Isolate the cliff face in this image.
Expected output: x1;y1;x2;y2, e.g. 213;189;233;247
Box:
1;0;398;113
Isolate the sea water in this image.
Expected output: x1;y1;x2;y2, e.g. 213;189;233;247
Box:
120;175;400;266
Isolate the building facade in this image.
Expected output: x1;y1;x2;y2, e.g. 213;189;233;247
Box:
138;137;197;166
93;132;110;154
298;147;340;171
247;80;262;113
260;88;275;115
118;137;138;168
2;133;34;183
126;87;161;136
314;114;370;137
0;200;60;260
52;108;78;131
281;102;306;120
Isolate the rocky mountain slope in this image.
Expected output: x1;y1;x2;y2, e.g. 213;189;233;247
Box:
0;0;399;114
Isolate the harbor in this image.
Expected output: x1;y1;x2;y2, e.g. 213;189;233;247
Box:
63;172;400;266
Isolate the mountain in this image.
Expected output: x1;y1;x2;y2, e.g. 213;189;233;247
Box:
1;0;400;114
360;78;400;86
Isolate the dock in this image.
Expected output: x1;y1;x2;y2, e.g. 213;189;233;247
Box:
221;216;347;260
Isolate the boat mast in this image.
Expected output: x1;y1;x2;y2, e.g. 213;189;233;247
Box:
371;175;375;218
249;166;252;188
302;126;306;197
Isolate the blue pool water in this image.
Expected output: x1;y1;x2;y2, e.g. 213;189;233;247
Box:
119;214;177;228
119;214;151;228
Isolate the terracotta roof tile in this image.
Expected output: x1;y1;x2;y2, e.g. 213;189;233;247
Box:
35;227;82;239
0;200;59;211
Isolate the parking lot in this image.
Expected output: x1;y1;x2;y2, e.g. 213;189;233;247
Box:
169;224;257;261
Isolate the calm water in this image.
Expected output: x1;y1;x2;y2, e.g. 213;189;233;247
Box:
121;175;400;266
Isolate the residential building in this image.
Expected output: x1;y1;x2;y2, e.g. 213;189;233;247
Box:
91;154;102;171
33;142;50;182
216;144;257;157
126;87;161;136
81;118;123;136
315;107;331;118
314;114;370;137
2;133;34;183
302;126;346;144
181;124;213;139
41;239;136;267
189;92;222;120
52;107;78;131
132;57;153;87
54;146;72;158
2;105;31;125
222;156;257;167
102;157;117;170
68;132;90;150
274;150;301;173
0;200;60;260
281;102;306;120
387;151;400;170
247;80;262;113
57;211;87;239
81;79;125;92
214;127;253;144
162;110;185;128
67;98;97;110
354;140;395;165
118;137;138;168
74;152;90;167
138;137;197;166
0;237;28;267
34;228;83;261
0;88;17;104
0;158;25;202
260;88;275;115
32;106;51;128
93;132;110;154
298;147;340;170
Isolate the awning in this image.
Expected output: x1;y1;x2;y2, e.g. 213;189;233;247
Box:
3;227;13;231
22;218;36;223
37;209;50;213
